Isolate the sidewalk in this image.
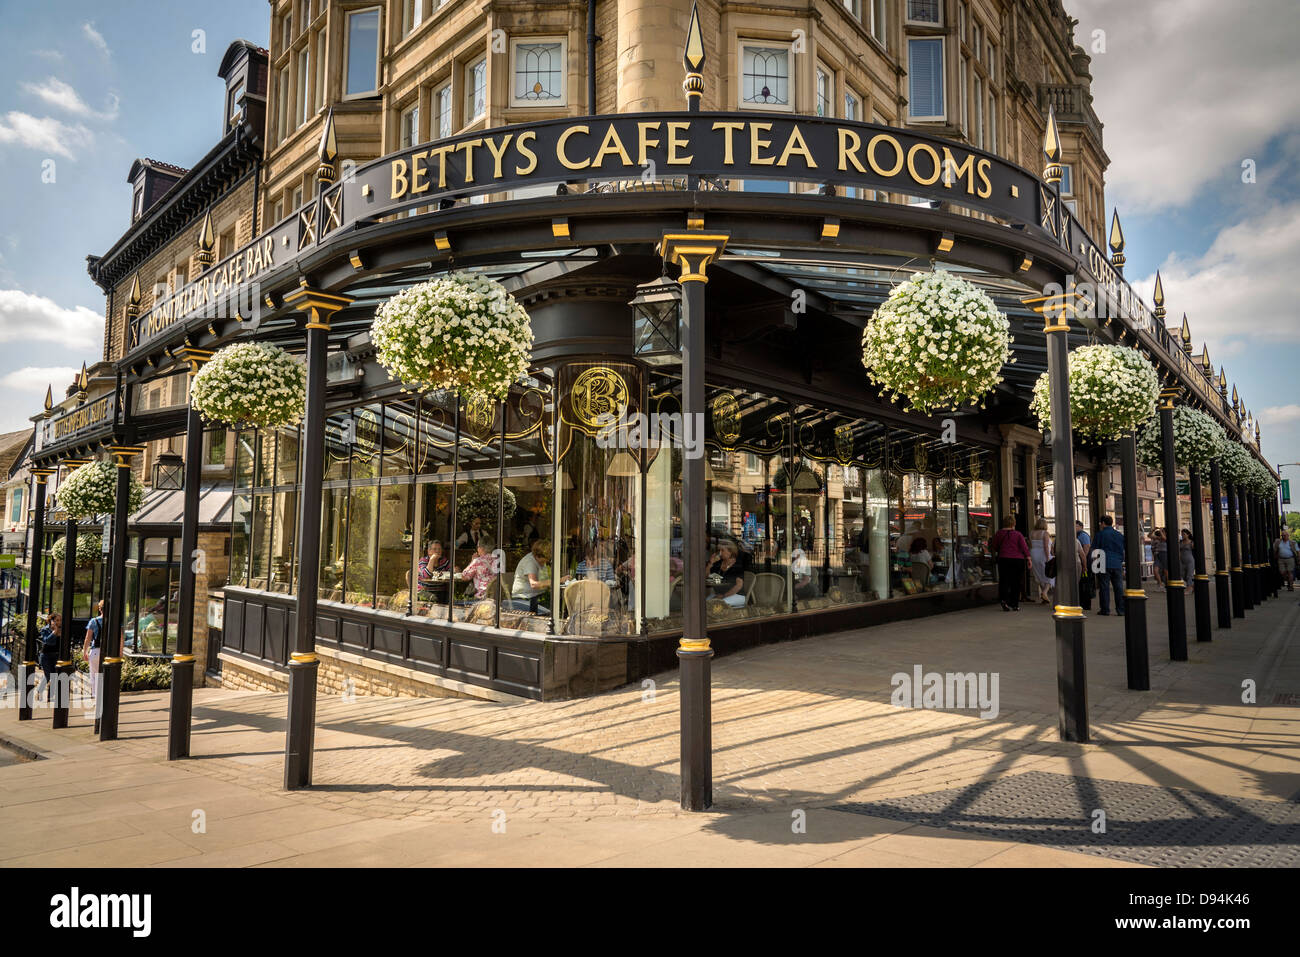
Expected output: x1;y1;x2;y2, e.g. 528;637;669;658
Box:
2;585;1298;867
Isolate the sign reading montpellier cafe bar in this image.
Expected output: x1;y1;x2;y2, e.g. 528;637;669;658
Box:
338;112;1039;227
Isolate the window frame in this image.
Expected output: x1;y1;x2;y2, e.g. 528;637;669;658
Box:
738;39;795;113
465;54;488;123
905;0;943;27
343;4;383;101
1059;163;1074;197
906;36;946;122
434;82;453;139
509;36;568;108
399;101;420;150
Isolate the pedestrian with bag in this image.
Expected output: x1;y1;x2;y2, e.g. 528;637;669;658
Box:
990;515;1031;612
1275;528;1297;592
1076;520;1094;610
35;612;61;703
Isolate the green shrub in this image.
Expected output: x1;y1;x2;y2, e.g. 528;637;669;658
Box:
72;646;171;691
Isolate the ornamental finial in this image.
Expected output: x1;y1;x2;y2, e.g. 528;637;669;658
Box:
317;107;338;185
1152;271;1165;321
1108;210;1125;272
682;2;705;105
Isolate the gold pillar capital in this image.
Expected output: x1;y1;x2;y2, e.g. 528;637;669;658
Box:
108;445;146;468
31;467;56;484
176;347;213;377
660;232;729;283
283;284;353;331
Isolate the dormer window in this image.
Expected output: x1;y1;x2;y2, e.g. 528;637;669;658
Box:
227;79;245;128
132;184;144;221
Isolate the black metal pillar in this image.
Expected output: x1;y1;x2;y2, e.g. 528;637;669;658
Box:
1158;397;1187;660
168;370;208;760
662;229;728;809
53;462;84;729
1045;307;1087;741
1119;435;1148;689
100;447;142;741
18;469;53;720
1189;469;1211;642
1239;485;1255;610
1227;479;1244;618
281;288;351;789
1210;461;1231;629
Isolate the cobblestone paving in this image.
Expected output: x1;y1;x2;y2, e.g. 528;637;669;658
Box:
834;769;1300;867
2;586;1298;862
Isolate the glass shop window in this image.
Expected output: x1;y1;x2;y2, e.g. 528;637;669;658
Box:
344;6;381;98
907;37;945;120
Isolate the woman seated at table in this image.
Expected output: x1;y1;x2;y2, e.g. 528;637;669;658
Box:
414;540;449;590
707;541;746;608
456;538;498;600
512;540;552;614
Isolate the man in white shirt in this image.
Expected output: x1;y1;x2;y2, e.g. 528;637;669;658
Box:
1275;528;1296;591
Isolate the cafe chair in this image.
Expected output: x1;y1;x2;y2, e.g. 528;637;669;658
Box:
564;578;609;626
750;571;786;609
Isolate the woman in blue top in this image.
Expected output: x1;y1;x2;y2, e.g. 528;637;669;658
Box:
81;600;105;703
36;612;61;703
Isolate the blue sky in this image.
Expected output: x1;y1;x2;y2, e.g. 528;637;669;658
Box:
0;1;1297;492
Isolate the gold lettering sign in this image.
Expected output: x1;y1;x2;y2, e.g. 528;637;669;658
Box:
571;367;630;428
834;423;854;463
712;392;741;445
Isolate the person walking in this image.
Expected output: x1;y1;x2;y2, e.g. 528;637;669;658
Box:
1275;528;1296;591
81;600;105;707
990;516;1031;612
1029;517;1055;604
35;612;61;703
1076;520;1093;610
1179;528;1196;591
1152;528;1168;589
1095;515;1126;616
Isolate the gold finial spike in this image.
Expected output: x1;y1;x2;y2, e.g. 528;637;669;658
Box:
1180;314;1192;353
1201;345;1211;373
1108;210;1125;254
129;274;142;306
78;362;88;390
318;107;337;164
1231;384;1239;407
43;385;52;411
317;107;339;185
198;209;216;252
1152;271;1165;320
684;2;705;71
1043;104;1061;164
1218;367;1227;394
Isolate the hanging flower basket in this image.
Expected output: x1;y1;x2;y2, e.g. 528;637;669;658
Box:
1135;406;1226;475
56;460;144;519
190;342;307;429
1031;344;1159;443
1218;441;1254;486
860;270;1013;414
50;534;102;568
455;480;516;531
1246;458;1276;496
372;273;534;401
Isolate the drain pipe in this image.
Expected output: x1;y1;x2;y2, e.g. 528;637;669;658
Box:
587;0;598;113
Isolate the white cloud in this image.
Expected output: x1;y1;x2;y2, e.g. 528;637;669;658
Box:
1134;200;1300;359
21;78;118;121
0;366;77;393
1070;0;1300;212
82;22;110;57
1261;405;1300;425
33;49;63;61
0;290;102;349
0;111;93;158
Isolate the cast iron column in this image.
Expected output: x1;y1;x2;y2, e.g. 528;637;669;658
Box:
1119;435;1148;689
100;446;143;741
1189;469;1211;642
168;351;210;759
1044;301;1087;740
1227;479;1244;617
661;230;728;810
1210;461;1231;629
281;287;352;789
1239;484;1254;610
1158;394;1187;660
53;459;87;728
18;468;54;720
